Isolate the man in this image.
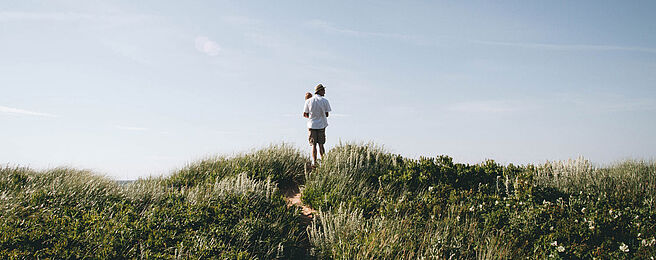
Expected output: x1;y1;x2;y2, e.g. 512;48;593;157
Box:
303;84;332;166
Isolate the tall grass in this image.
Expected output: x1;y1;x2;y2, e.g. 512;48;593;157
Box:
303;143;656;259
168;143;307;189
0;144;310;259
537;157;656;210
302;142;399;214
2;143;655;258
308;204;511;259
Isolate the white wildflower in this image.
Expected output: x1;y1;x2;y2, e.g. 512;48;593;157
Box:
557;245;565;252
619;243;629;252
551;241;558;246
646;238;656;247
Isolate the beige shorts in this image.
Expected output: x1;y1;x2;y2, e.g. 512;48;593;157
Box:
308;128;326;145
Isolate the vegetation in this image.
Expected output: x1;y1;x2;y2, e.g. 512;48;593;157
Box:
303;143;656;259
0;144;309;259
1;142;655;259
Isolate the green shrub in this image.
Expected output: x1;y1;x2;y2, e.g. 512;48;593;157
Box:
303;143;656;259
167;143;307;189
0;158;310;258
2;143;655;259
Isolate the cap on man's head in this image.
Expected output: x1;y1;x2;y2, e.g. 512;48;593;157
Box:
314;84;325;93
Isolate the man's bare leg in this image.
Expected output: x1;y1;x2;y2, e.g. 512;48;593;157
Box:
318;144;325;161
312;143;318;165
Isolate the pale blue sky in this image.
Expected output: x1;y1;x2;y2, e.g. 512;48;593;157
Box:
1;1;655;179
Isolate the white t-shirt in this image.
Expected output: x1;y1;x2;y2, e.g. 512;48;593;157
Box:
303;95;332;129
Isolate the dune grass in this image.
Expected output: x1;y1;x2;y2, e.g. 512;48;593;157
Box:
303;143;656;259
0;144;310;259
1;142;655;259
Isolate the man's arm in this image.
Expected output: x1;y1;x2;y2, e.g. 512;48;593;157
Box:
324;99;331;118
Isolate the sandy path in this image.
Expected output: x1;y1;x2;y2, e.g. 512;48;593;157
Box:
282;163;316;224
282;183;316;225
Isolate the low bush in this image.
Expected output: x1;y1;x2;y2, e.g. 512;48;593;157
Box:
304;143;656;259
167;143;307;189
2;143;654;258
0;144;310;259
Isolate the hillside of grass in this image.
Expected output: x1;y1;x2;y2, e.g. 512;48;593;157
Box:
0;144;310;259
1;143;655;259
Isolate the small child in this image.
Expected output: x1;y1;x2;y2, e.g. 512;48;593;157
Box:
305;92;313;100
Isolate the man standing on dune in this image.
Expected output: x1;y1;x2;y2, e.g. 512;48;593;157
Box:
303;84;331;166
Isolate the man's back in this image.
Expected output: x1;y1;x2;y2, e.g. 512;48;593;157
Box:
304;95;331;129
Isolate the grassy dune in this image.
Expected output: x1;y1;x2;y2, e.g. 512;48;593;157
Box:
0;144;309;259
1;143;655;259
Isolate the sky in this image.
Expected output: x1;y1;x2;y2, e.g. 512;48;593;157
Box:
1;1;655;180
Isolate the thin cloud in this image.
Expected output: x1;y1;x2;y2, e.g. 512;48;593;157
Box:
0;105;58;117
446;100;533;114
449;95;656;115
603;100;656;112
558;94;656;112
473;40;656;54
215;130;238;135
306;19;424;44
221;15;262;26
101;41;153;65
0;11;154;24
244;32;284;49
115;125;148;131
330;113;351;117
195;36;221;56
1;11;161;65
